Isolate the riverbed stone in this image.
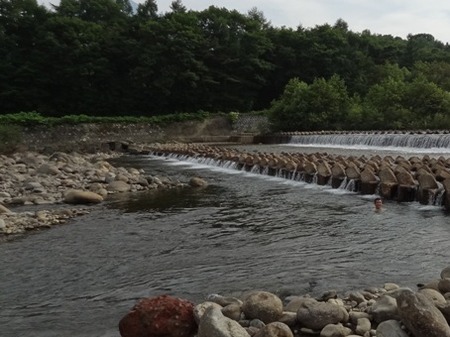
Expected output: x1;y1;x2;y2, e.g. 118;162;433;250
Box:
107;180;131;192
376;320;409;337
418;288;446;305
222;303;242;321
198;305;250;337
296;301;346;330
319;323;352;337
193;301;222;324
442;266;450;279
189;177;208;188
367;294;399;323
0;204;12;214
253;322;293;337
64;189;103;204
119;295;196;337
396;288;450;337
242;291;283;323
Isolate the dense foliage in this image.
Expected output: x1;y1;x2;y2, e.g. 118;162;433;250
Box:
2;0;450;130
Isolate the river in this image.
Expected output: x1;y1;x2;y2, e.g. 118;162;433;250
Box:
0;142;449;337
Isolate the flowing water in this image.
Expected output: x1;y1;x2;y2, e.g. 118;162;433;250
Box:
1;140;450;337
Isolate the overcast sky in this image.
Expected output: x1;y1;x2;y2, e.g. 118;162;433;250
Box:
38;0;450;44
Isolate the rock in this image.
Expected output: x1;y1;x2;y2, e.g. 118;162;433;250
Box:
355;317;371;335
107;180;131;192
198;305;249;337
37;163;60;175
242;291;283;324
319;323;352;337
396;288;450;337
278;311;297;327
0;204;12;214
207;294;243;307
64;189;103;204
285;296;317;313
376;320;409;337
119;295;196;337
418;288;446;305
189;177;208;188
437;301;450;324
367;294;399;323
253;322;293;337
222;303;242;321
442;266;450;279
193;301;222;324
296;301;346;330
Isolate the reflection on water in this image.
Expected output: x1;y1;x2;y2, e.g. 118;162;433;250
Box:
0;147;449;337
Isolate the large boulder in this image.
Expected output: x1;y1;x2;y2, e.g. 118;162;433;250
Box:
396;289;450;337
119;295;197;337
242;291;283;324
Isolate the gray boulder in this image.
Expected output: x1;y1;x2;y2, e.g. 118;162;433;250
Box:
242;291;283;324
396;288;450;337
198;305;250;337
296;301;346;330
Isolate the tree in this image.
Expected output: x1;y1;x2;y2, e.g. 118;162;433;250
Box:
269;78;309;131
170;0;186;13
0;0;50;113
135;0;158;20
362;77;409;129
306;74;351;130
56;0;128;24
269;75;351;131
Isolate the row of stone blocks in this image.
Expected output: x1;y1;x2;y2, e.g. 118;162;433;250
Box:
126;142;450;210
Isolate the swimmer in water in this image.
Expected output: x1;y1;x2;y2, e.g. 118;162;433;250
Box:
374;197;383;212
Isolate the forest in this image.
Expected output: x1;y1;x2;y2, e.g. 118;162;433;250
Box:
2;0;450;130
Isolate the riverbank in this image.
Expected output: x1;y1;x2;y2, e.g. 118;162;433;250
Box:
119;267;450;337
0;150;204;237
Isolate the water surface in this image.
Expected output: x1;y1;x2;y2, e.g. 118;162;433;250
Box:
0;146;449;337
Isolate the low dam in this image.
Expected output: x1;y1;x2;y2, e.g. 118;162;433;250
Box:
128;141;450;211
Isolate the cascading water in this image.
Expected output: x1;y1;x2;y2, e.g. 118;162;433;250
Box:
288;133;450;153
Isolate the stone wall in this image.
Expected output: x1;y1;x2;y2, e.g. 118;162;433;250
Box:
14;115;270;152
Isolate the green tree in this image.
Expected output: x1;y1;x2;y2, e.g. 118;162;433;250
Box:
56;0;127;24
269;78;309;131
402;76;450;128
196;6;273;111
307;74;351;130
269;75;351;131
135;0;158;20
0;0;49;113
362;77;410;129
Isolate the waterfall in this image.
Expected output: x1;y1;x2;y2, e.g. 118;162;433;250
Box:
288;133;450;150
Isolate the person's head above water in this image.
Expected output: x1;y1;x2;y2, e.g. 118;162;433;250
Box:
374;197;383;210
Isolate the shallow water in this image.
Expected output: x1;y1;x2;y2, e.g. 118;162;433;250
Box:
1;145;449;337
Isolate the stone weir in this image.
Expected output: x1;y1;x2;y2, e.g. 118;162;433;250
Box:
127;143;450;210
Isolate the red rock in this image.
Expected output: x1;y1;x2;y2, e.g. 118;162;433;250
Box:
119;295;197;337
